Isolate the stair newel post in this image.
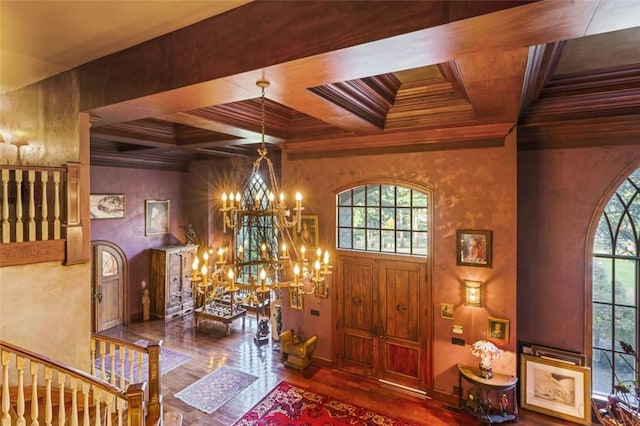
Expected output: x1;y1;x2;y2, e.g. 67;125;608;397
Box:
125;383;146;426
146;341;162;422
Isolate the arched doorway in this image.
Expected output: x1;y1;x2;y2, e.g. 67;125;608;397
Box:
91;240;128;332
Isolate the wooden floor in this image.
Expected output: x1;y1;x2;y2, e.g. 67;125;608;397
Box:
102;313;588;426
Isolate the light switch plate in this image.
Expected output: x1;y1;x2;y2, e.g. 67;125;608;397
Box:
453;325;463;334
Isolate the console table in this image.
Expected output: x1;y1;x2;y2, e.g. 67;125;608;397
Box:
457;364;518;424
195;302;246;336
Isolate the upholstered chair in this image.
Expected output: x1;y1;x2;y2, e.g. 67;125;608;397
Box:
279;329;317;370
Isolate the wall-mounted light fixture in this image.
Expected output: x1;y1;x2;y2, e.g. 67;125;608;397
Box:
464;279;482;307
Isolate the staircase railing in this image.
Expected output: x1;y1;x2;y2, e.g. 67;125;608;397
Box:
0;339;146;426
90;335;162;424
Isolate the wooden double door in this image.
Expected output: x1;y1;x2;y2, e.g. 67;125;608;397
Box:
336;254;430;392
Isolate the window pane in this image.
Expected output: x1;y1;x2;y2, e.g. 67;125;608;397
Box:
367;230;380;251
353;187;366;206
413;208;428;231
593;303;612;350
353;207;366;228
616;214;636;256
353;229;366;250
367;207;380;228
615;258;636;306
396;231;411;253
413;231;428;253
594;215;612;254
367;185;380;206
339;207;352;227
381;208;395;229
339;191;352;205
381;185;395;206
615;305;636;350
338;228;352;249
396;208;411;230
397;187;411;207
382;230;395;252
593;257;612;303
102;252;117;277
592;348;613;395
412;191;427;207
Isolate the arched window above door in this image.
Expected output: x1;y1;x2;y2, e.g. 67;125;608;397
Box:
336;184;429;256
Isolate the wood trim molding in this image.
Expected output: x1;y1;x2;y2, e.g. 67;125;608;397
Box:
0;240;65;267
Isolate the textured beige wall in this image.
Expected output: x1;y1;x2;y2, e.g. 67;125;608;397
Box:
0;261;91;370
281;130;518;395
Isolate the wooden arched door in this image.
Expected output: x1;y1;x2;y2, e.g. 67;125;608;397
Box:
91;241;128;332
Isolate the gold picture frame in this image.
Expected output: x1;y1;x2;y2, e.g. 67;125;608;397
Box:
295;215;319;249
520;354;591;425
440;303;454;319
487;317;509;344
90;194;125;219
145;199;170;236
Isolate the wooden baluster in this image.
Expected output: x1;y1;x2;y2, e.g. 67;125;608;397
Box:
41;170;49;240
57;372;66;426
30;361;39;426
70;377;78;426
105;394;114;426
44;367;52;426
27;170;36;241
109;343;116;386
53;170;60;240
16;356;26;426
116;397;124;426
93;389;102;426
128;348;134;384
136;351;143;384
99;341;107;381
90;338;96;376
82;382;90;426
1;350;10;426
15;169;24;242
118;346;125;390
1;169;9;243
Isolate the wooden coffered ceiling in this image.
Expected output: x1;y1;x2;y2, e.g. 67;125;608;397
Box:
5;1;640;171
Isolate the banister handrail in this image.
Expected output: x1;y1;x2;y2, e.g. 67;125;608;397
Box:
1;339;146;426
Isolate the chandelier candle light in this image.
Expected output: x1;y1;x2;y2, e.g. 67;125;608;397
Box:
471;340;501;380
190;80;332;313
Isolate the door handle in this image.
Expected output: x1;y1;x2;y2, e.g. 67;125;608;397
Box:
97;285;103;303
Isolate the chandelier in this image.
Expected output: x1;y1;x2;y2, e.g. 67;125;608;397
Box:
190;80;331;311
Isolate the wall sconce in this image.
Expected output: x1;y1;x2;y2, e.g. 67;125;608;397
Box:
464;279;482;307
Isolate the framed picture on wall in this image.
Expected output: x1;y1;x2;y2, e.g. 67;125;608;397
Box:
289;288;304;311
294;215;319;249
90;194;125;219
488;317;509;344
145;200;170;236
456;229;492;267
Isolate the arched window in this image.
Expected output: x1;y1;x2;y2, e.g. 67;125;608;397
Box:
336;184;428;256
592;167;640;397
237;174;275;281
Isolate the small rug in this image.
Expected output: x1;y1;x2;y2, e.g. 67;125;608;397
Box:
94;339;191;381
233;381;418;425
175;365;258;414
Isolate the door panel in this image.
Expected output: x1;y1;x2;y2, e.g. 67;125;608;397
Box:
93;242;126;332
379;260;425;389
337;256;378;376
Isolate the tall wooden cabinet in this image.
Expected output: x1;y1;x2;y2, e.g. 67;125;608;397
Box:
150;245;197;319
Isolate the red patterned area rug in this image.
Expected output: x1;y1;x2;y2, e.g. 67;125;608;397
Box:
233;381;465;425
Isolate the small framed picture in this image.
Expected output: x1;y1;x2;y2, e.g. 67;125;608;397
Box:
487;317;509;344
440;303;454;319
315;280;329;299
456;229;492;268
521;354;591;425
90;194;125;219
145;199;170;236
531;345;586;366
295;215;319;249
289;288;304;311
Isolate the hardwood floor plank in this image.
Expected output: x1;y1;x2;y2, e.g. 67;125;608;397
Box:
101;314;586;425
